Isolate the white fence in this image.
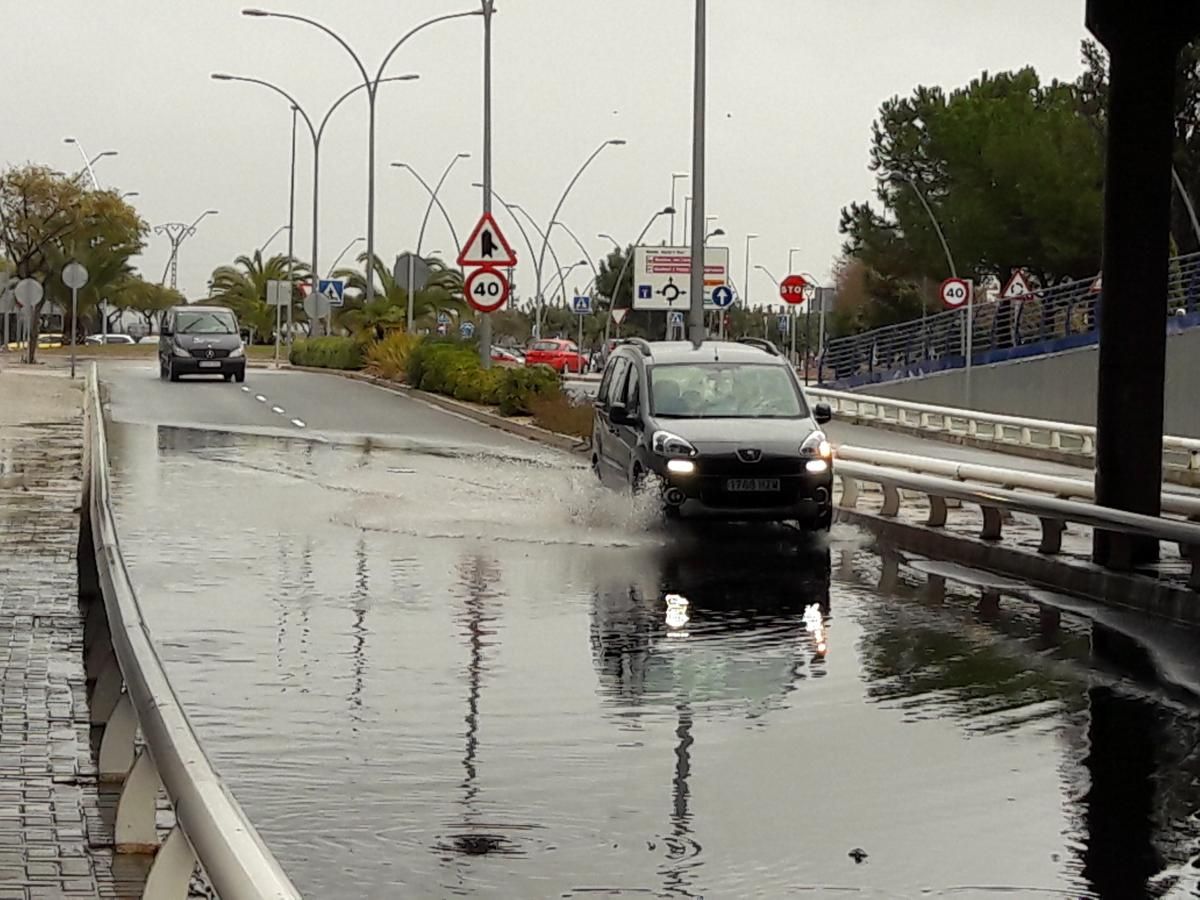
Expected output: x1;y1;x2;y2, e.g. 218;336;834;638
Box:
83;366;302;899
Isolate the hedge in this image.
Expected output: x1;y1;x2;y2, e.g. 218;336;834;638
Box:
289;336;365;370
406;337;561;415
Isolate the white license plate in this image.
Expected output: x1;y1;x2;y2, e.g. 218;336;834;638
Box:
726;478;780;492
198;361;221;368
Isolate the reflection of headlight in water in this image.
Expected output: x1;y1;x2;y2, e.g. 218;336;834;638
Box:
665;593;690;631
803;603;827;655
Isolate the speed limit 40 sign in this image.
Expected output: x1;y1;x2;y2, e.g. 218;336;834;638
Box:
465;265;510;313
939;277;973;310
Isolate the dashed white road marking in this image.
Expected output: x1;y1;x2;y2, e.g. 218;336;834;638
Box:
241;386;250;393
291;418;306;428
255;394;268;403
271;406;285;415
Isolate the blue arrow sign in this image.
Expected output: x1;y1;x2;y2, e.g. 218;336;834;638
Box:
712;285;734;308
572;295;592;314
437;311;451;325
317;278;345;306
460;321;476;337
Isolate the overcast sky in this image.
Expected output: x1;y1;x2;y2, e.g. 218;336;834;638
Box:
7;1;1090;304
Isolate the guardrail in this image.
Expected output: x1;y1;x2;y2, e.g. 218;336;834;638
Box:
81;365;302;899
812;387;1200;476
835;458;1200;591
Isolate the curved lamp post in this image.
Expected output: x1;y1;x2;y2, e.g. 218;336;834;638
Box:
211;72;416;332
243;7;481;303
598;233;621;253
392;155;468;256
705;227;725;244
551;221;600;295
328;237;365;276
119;191;139;201
155;210;218;289
64;138;117;188
603;205;675;343
533;139;626;336
259;224;290;255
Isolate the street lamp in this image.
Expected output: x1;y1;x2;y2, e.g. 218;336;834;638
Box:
548;260;588;303
212;72;417;333
155;210;218;290
119;191;139;201
743;233;759;309
670;173;688;244
598;233;621;252
393;155;469;332
328;237;365;276
754;263;779;286
551;221;600;297
788;248;801;274
533;138;626;337
604;205;675;343
260;224;290;255
63;138;117;189
705;227;725;244
242;7;480;304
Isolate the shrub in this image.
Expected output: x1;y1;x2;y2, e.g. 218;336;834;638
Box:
407;337;471;387
364;330;417;381
454;366;506;405
497;364;560;416
530;392;594;438
289;336;365;370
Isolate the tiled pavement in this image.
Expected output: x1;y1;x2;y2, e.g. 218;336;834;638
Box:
0;382;148;898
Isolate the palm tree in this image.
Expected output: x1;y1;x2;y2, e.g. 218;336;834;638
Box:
209;251;309;343
333;252;467;337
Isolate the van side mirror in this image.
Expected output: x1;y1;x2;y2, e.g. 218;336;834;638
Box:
814;402;832;425
161;325;173;337
610;401;633;425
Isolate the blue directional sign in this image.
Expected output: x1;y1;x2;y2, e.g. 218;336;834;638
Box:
437;311;451;326
778;314;791;333
572;295;592;315
460;321;476;338
712;285;734;308
668;311;685;327
317;278;345;307
638;285;652;300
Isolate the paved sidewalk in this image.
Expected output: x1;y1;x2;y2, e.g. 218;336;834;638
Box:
0;370;146;898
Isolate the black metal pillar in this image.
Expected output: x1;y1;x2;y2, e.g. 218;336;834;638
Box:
1087;1;1200;567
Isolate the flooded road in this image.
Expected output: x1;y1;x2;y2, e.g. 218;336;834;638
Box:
100;363;1200;898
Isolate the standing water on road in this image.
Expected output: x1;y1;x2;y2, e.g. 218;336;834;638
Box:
105;415;1200;898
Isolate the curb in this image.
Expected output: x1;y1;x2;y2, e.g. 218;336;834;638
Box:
836;508;1200;626
287;365;591;454
836;414;1200;488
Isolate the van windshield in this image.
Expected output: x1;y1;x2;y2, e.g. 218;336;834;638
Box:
176;310;238;334
649;363;807;419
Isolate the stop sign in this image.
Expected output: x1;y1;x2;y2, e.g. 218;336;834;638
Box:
780;274;808;305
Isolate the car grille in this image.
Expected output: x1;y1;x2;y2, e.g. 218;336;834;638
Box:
692;454;813;508
694;455;806;477
195;348;230;359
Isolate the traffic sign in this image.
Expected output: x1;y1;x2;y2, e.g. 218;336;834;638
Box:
458;213;518;268
302;291;330;319
668;310;684;327
777;314;790;333
14;278;43;309
464;265;510;313
611;308;629;325
632;246;730;309
317;278;345;306
394;252;432;295
939;277;972;310
1001;270;1033;301
437;311;451;325
712;285;734;308
460;321;476;338
572;295;592;315
780;274;808;305
62;262;89;290
266;280;291;306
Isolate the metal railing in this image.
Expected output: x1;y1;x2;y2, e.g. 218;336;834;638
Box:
820;251;1200;385
812;387;1200;475
835;458;1200;591
82;365;302;899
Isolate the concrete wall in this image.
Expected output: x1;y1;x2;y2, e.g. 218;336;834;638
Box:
855;326;1200;437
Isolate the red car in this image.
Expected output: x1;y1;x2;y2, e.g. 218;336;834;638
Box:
524;339;587;374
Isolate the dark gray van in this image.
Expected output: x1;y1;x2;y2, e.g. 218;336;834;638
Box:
158;305;247;383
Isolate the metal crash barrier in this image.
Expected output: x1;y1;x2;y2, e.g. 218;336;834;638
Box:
81;365;302;899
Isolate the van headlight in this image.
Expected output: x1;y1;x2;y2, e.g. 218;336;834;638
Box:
652;430;697;458
173;344;191;357
228;345;245;358
800;431;832;460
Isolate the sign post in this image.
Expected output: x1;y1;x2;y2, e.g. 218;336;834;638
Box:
611;306;628;338
711;284;733;339
572;295;592;363
940;276;975;407
62;262;89;379
0;273;10;353
266;280;291;366
780;274;807;379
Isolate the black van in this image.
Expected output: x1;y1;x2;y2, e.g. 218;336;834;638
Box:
158;305;247;383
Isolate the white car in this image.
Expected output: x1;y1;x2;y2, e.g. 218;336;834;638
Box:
84;334;136;345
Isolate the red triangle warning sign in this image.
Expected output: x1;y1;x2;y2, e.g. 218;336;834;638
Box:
1001;269;1033;300
458;213;518;268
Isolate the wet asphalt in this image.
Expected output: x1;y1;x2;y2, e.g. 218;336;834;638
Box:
99;361;1200;899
